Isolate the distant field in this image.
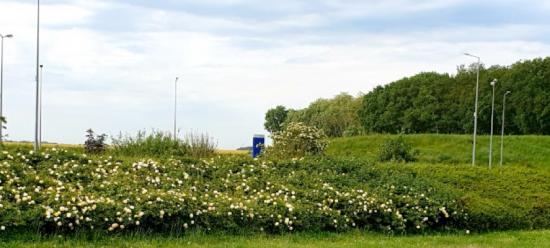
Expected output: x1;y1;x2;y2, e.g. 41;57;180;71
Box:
327;134;550;167
216;149;249;155
2;230;550;248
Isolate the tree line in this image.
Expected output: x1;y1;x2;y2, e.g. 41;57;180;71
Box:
265;57;550;136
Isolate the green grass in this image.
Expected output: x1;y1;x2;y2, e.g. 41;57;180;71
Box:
2;230;550;248
327;134;550;167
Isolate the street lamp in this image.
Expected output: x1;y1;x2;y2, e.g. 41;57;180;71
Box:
0;33;14;142
173;77;179;140
34;0;41;151
464;53;481;166
500;91;511;167
489;79;497;169
39;65;44;144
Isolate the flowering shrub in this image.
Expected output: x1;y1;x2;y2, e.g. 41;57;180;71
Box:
267;122;328;158
0;149;466;234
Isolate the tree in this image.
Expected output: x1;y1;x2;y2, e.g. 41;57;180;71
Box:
264;106;289;133
358;57;550;135
284;93;364;137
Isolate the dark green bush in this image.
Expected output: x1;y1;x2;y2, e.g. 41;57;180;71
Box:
84;129;107;154
378;136;418;162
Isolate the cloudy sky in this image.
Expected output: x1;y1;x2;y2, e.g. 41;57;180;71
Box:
1;0;549;148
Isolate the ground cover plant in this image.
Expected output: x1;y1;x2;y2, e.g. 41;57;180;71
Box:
0;149;467;235
1;140;550;236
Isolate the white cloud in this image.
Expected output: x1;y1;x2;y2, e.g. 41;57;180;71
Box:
1;0;549;148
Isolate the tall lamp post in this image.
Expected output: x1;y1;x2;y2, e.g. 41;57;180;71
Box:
500;91;511;167
173;77;179;140
39;65;43;144
489;79;497;169
464;53;481;166
34;0;41;151
0;33;14;142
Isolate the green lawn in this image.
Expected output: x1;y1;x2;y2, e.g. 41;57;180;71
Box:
2;230;550;248
326;134;550;168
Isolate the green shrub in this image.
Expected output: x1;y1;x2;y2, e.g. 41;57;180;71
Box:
182;132;217;158
2;149;550;235
378;136;418;162
111;130;186;157
84;129;107;154
0;150;465;234
267;122;328;158
111;130;216;158
342;125;365;137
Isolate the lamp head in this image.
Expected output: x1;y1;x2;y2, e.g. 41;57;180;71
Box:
506;91;511;95
490;79;498;86
6;34;13;38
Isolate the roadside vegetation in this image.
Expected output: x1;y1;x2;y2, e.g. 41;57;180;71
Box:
1;132;550;238
265;57;550;138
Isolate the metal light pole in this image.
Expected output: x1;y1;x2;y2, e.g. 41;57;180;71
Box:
0;34;14;142
39;65;43;144
34;0;41;151
500;91;511;167
173;77;179;140
464;53;481;166
489;79;497;169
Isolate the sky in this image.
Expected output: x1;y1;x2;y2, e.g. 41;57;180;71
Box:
1;0;550;148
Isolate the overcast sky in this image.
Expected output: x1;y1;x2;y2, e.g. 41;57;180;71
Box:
1;0;549;148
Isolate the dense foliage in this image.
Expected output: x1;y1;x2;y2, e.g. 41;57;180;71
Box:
378;136;418;163
360;57;550;134
111;131;216;158
84;129;107;154
264;106;289;133
266;57;550;136
266;122;328;158
0;149;466;235
265;93;363;137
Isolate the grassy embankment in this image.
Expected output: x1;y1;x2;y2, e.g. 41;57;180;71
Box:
327;134;550;168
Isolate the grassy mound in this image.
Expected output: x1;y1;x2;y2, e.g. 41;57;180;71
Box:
326;134;550;167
